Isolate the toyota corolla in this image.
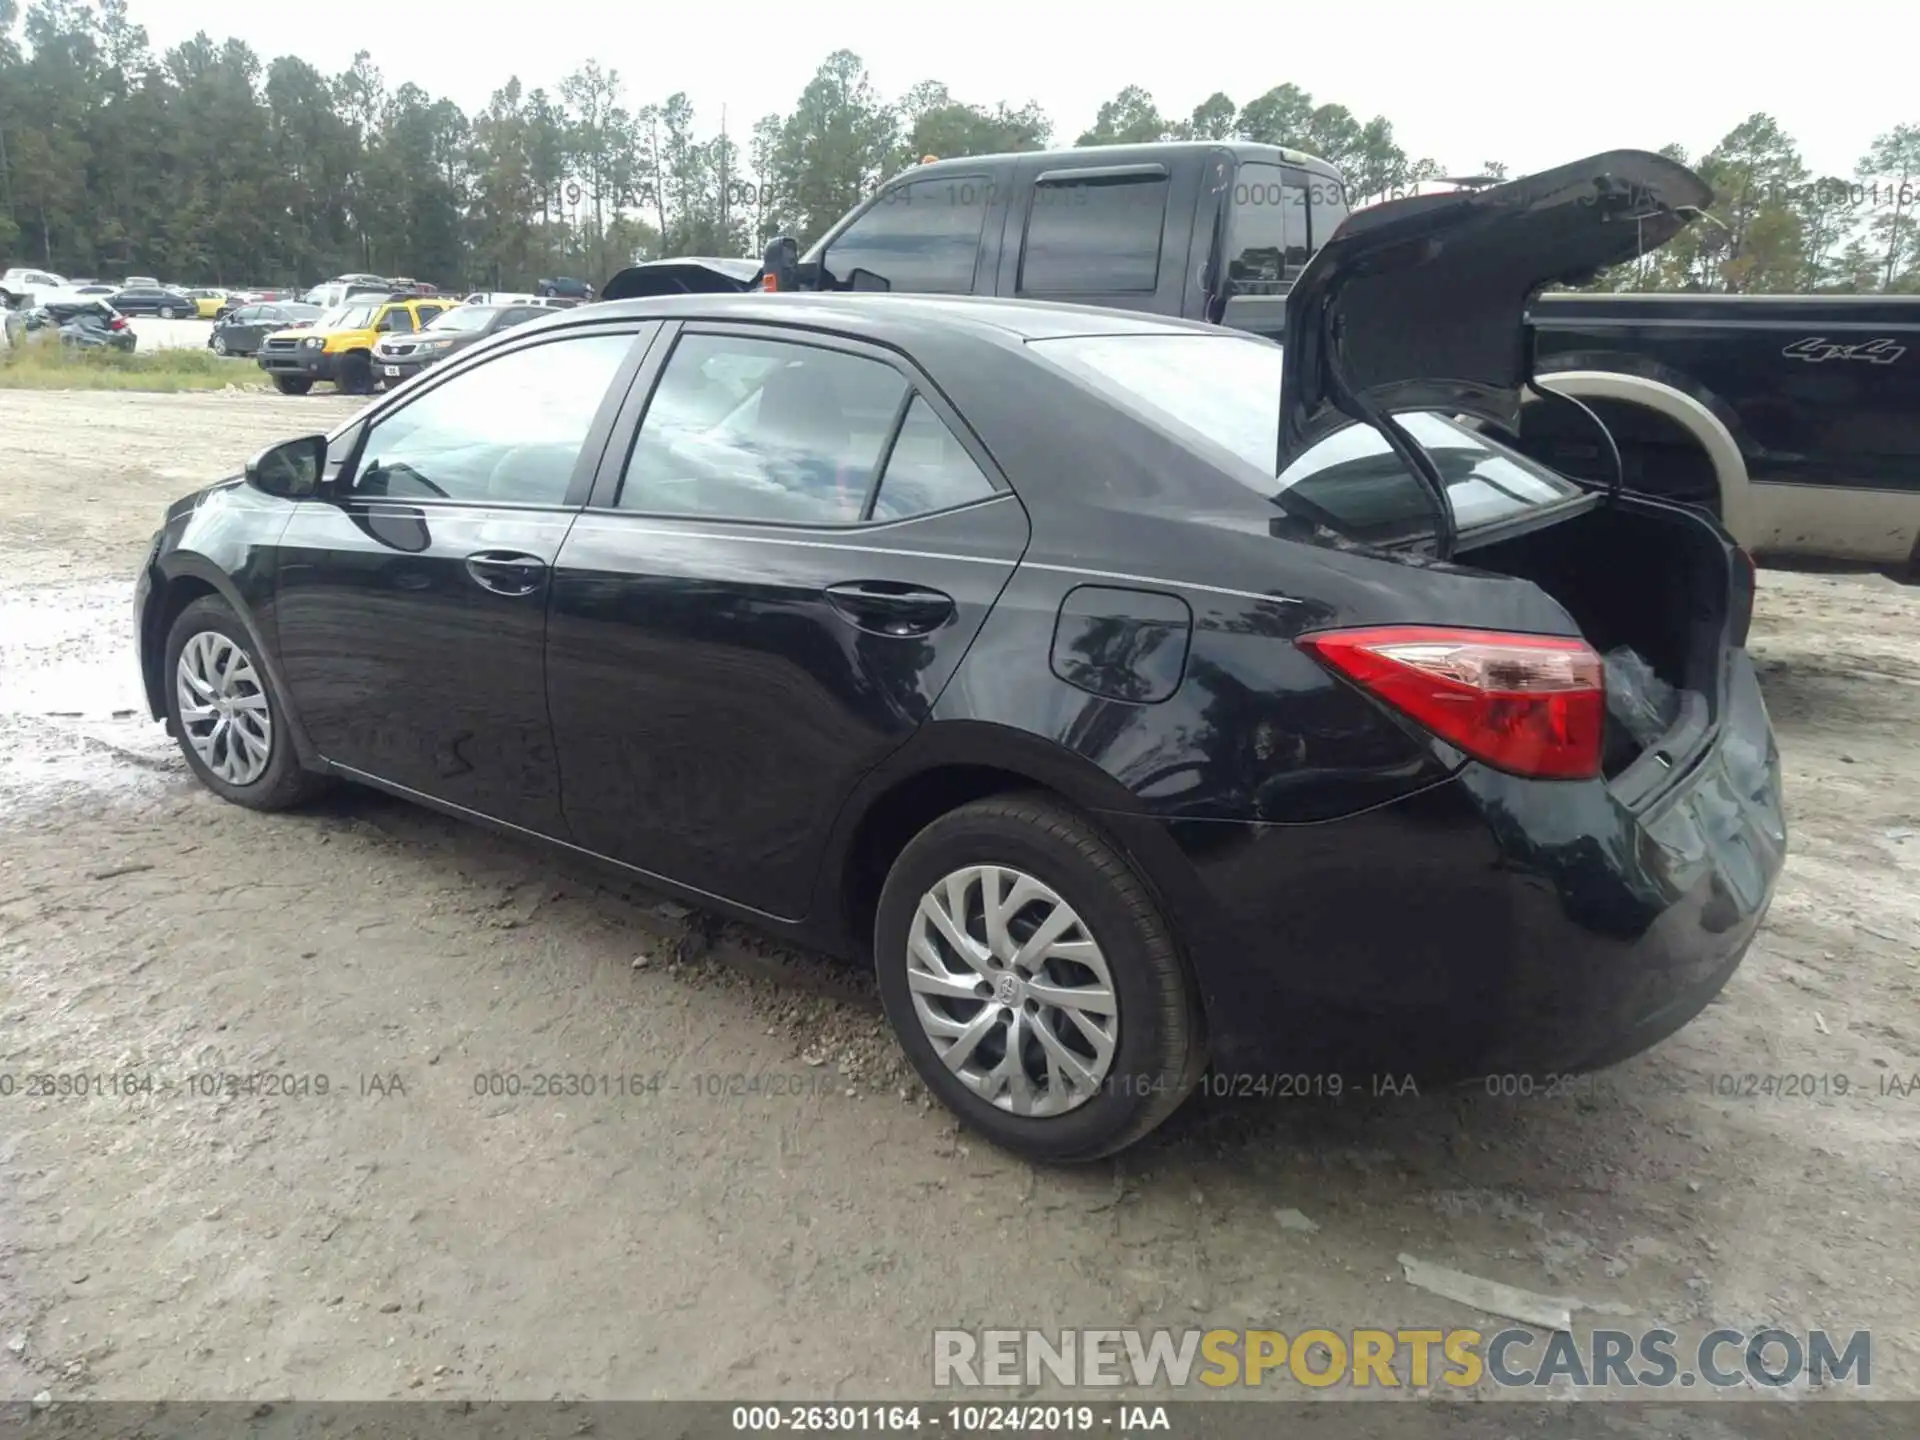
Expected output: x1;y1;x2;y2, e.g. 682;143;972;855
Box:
133;152;1784;1161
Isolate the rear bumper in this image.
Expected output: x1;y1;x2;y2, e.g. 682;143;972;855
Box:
1110;650;1786;1083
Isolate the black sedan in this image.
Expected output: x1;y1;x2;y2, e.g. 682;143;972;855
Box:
208;301;322;357
110;286;192;317
370;301;550;385
133;212;1784;1160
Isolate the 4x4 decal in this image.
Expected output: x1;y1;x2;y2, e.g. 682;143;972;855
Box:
1782;336;1906;365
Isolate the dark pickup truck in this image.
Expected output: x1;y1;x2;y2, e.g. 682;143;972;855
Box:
605;140;1920;574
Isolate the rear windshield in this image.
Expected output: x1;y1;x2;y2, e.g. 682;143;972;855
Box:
1028;331;1578;545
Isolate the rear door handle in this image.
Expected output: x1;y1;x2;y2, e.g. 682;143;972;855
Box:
465;550;547;597
824;581;956;637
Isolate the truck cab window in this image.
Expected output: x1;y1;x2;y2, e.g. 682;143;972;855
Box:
1019;174;1169;295
1228;163;1309;290
1307;174;1350;251
822;177;989;293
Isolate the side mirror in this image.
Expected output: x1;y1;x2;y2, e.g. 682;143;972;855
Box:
761;236;798;292
245;434;327;499
847;267;891;292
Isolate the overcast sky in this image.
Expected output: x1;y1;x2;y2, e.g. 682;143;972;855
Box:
131;0;1907;181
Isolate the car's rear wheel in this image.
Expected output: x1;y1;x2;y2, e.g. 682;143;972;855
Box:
163;596;321;811
336;351;373;395
271;375;312;396
874;794;1206;1163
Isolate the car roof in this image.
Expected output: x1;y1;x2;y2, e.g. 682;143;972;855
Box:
899;138;1344;182
572;291;1252;346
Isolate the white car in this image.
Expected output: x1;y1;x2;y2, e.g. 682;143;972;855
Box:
1;267;69;308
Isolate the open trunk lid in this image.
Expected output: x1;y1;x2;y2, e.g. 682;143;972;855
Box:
601;258;760;301
1277;150;1714;485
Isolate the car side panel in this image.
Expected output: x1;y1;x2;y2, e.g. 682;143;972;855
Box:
547;496;1031;920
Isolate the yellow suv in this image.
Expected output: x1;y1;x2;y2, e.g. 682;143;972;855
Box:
257;294;457;395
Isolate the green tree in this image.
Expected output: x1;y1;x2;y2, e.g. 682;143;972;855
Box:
772;50;896;247
1076;85;1166;146
1856;123;1920;289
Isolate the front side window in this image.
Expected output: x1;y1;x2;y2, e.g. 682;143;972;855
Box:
351;332;635;507
1019;173;1169;294
1307;172;1351;250
1229;163;1309;291
1030;331;1579;545
377;308;414;333
619;333;910;523
823;176;990;293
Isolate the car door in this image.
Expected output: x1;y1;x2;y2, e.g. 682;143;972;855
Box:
546;322;1031;918
271;319;660;835
226;306;262;350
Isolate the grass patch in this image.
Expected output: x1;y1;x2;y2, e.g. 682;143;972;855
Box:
0;340;262;391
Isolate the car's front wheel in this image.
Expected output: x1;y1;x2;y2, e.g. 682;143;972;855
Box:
874;794;1206;1163
159;304;180;318
163;596;321;811
271;375;312;395
336;351;373;395
211;333;228;355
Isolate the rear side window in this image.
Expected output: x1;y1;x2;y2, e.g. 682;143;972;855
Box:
621;333;909;523
1029;331;1578;546
870;397;996;521
823;176;989;293
1019;172;1168;294
1229;162;1309;290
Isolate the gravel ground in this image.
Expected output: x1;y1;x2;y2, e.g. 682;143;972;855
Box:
1;389;1917;1404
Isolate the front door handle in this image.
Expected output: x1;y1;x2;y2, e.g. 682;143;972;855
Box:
824;581;956;637
465;550;547;597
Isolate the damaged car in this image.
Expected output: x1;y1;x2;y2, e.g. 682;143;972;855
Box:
4;295;136;351
133;150;1783;1162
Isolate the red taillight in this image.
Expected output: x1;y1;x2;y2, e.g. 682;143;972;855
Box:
109;316;127;330
761;274;779;292
1298;626;1605;780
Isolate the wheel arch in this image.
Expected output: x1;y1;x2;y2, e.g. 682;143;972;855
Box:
1525;368;1755;546
817;721;1153;960
143;554;325;771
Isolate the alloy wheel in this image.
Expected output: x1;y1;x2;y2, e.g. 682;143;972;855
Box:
212;334;228;355
175;630;273;786
905;864;1118;1117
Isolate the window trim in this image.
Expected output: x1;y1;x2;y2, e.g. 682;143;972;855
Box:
330;320;661;513
1016;170;1171;297
819;170;994;294
585;319;1012;531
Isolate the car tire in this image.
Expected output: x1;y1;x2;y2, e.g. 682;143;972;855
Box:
211;334;228;355
271;376;312;396
874;793;1206;1163
337;352;373;395
163;596;323;812
159;304;180;319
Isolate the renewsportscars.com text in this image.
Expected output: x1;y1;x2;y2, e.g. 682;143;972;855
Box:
932;1326;1871;1390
